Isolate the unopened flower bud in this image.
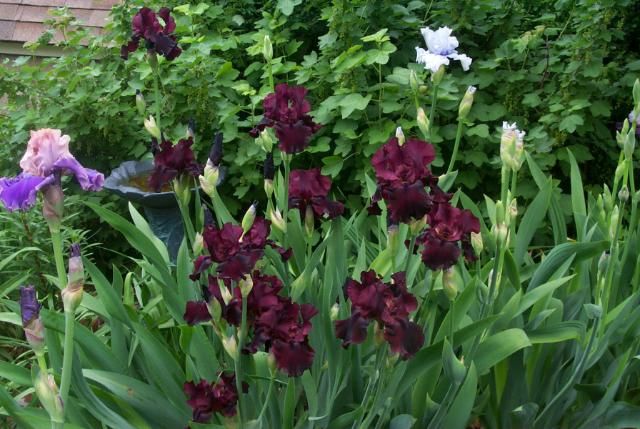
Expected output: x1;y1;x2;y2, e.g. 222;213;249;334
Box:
208;298;222;323
409;69;419;93
500;122;526;171
470;232;483;255
20;286;44;352
35;372;64;423
495;201;506;225
222;336;238;360
431;65;445;85
42;181;64;231
509;198;518;220
305;205;315;238
257;129;274;153
269;208;286;233
442;268;458;301
619;186;629;203
624;129;636;160
633;79;640;111
263;34;273;62
238;274;254;298
410;215;427;236
192;232;204;255
458;86;476;120
597;251;609;275
135;90;146;116
388;224;399;257
396;126;405;146
62;243;84;312
609;205;619;241
417;107;430;137
186;118;196;140
330;304;340;321
603;185;613;212
241;202;257;236
199;161;220;196
209;132;223;166
144;116;161;140
492;223;509;247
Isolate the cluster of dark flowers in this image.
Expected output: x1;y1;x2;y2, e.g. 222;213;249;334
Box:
148;137;201;192
250;83;322;154
289;168;344;220
335;271;424;359
185;269;317;378
183;373;245;423
121;7;182;60
189;216;289;282
370;136;480;270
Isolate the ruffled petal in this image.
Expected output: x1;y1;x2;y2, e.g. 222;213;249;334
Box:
0;174;54;211
449;52;472;71
52;157;104;191
415;48;450;73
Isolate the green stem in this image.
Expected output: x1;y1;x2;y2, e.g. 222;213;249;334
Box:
446;119;465;175
426;382;459;429
36;352;48;375
510;170;518;248
404;234;417;274
50;229;67;290
235;297;248;425
449;298;455;345
59;309;75;415
151;56;162;134
282;157;291;283
357;346;388;429
267;58;275;92
258;370;275;423
429;83;439;140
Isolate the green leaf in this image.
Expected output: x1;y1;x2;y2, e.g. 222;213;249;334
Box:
339;93;371;118
0;361;30;386
390;414;417;429
528;321;584;344
558;114;584;133
321;155;344;177
277;0;302;16
84;370;189;428
474;329;531;375
443;364;478;429
361;29;389;43
567;148;586;238
466;124;489;138
515;179;552;264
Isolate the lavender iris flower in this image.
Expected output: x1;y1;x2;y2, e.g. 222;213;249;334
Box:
0;129;104;212
415;26;472;73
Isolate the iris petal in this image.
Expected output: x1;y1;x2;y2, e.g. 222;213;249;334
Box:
0;174;54;211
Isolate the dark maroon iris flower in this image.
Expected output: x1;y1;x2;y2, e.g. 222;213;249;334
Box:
371;137;435;189
121;7;182;60
249;84;321;154
184;372;241;424
418;202;480;270
335;270;424;359
183;301;212;325
148;138;201;192
370;136;437;223
382;181;432;224
289;169;344;220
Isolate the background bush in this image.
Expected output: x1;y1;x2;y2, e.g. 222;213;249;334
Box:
1;0;639;247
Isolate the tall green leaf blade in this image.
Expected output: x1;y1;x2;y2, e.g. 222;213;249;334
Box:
474;329;531;375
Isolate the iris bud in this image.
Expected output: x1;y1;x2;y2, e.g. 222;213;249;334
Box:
257;129;274;153
305;205;315;238
135;90;146;116
222;336;238;360
388;224;399;258
619;186;629;203
263;34;273;62
431;64;445;85
442;268;458;301
42;181;64;231
396;126;406;146
458;86;476;120
20;286;44;352
609;205;619;241
209;132;223;167
238;274;254;298
143;116;161;140
199;161;220;196
62;243;84;312
409;69;419;93
269;208;286;233
471;232;483;256
241;202;258;236
192;232;204;255
417;107;430;137
35;372;64;423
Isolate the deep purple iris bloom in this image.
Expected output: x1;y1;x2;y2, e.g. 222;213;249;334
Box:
369;136;436;223
184;269;318;377
184;372;243;423
335;271;424;359
0;129;103;212
19;285;40;328
289;168;344;220
121;7;182;60
418;202;481;270
148;138;201;192
249;84;321;154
